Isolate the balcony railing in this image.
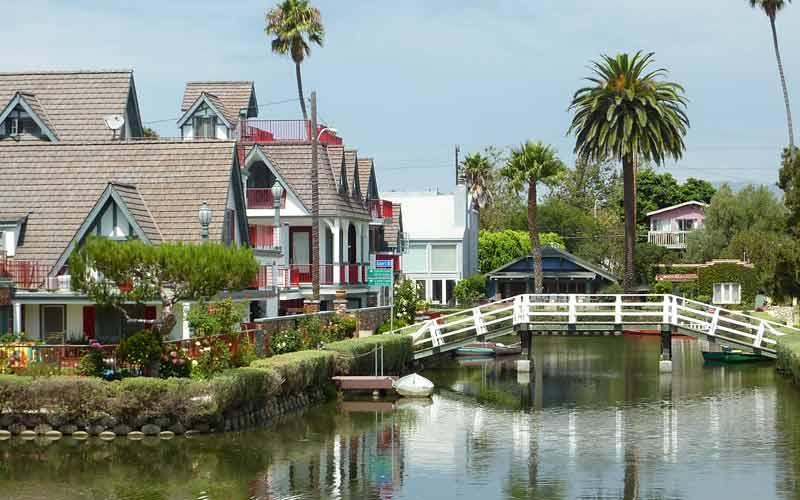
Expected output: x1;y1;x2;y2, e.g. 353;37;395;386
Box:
235;120;342;146
369;200;394;221
247;188;287;209
648;231;690;248
0;252;52;289
249;225;279;249
283;263;368;288
250;266;289;290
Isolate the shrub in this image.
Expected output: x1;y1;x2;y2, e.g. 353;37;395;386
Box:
454;275;486;307
118;330;163;370
0;375;109;421
375;317;409;335
192;338;233;380
325;335;413;375
109;377;212;426
159;347;191;379
394;277;423;324
187;298;246;337
270;329;304;355
0;332;25;344
231;339;258;368
210;367;282;413
652;281;673;295
251;350;336;395
298;316;326;349
77;340;108;377
329;315;357;341
600;282;624;294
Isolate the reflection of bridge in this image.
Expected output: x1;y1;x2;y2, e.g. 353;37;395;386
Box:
393;294;800;361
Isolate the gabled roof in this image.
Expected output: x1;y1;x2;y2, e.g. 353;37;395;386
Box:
486;245;618;283
343;149;362;198
0;70;142;141
384;202;403;249
0;92;59;142
0;140;239;271
326;145;345;192
176;92;233;128
181;81;257;125
646;200;707;217
357;158;374;200
247;143;369;219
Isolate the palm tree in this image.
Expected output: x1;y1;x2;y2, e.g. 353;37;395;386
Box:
568;52;689;291
502;141;566;293
265;0;324;121
749;0;795;148
462;152;495;210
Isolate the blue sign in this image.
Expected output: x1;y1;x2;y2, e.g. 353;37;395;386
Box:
375;259;394;269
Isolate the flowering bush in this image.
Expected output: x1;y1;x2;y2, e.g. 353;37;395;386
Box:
270;329;304;355
160;347;191;378
187;298;245;337
77;340;107;377
118;330;163;371
394;277;424;324
329;315;357;341
191;338;233;380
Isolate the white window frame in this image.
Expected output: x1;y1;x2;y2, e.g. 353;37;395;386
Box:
677;219;697;231
713;282;741;305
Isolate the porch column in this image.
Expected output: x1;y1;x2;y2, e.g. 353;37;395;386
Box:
241;171;249;208
331;219;341;284
355;223;363;282
12;302;22;334
280;224;290;266
181;302;191;340
341;220;350;283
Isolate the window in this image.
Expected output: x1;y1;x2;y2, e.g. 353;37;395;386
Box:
0;231;4;252
446;280;455;305
403;245;427;273
431;245;457;272
194;116;217;139
8;117;19;136
713;283;741;305
652;219;670;232
677;219;698;231
432;280;443;304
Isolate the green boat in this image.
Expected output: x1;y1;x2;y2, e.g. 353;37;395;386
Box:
702;347;771;363
454;346;495;357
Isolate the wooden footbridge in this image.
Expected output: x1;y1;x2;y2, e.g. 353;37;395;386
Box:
391;294;800;361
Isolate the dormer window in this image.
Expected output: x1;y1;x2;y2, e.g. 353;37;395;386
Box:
8;116;19;136
194;115;217;139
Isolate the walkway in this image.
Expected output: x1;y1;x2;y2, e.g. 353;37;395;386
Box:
392;294;800;360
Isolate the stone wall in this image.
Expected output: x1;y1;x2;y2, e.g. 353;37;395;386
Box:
256;306;390;336
0;388;327;440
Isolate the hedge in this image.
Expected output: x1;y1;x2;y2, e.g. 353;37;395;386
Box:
777;335;800;385
325;335;413;375
664;262;759;308
250;350;336;395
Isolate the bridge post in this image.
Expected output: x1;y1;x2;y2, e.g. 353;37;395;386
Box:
659;324;673;373
517;330;533;372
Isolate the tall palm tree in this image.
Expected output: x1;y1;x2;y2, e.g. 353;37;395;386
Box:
568;52;689;291
749;0;795;148
462;152;495;210
502;141;566;293
265;0;324;121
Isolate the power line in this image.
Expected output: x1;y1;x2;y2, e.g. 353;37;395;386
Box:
142;97;302;125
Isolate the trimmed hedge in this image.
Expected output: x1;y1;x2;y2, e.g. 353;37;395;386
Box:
777;335;800;385
325;335;413;375
250;350;336;395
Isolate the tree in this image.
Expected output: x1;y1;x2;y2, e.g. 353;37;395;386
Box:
461;152;495;210
547;157;622;213
69;236;258;338
142;127;159;139
749;0;795;147
501;142;566;292
478;229;565;274
779;146;800;234
680;177;716;204
568;51;689;291
265;0;324;121
635;167;682;224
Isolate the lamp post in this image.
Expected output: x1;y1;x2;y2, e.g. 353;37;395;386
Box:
199;201;212;240
271;183;284;309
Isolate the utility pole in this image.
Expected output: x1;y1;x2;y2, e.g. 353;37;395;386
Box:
311;92;320;304
454;144;460;185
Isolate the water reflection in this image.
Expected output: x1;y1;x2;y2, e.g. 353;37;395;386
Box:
2;336;800;499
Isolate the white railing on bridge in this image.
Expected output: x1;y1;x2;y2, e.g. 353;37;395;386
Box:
393;294;800;359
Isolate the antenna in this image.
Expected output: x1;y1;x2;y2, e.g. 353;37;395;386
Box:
104;115;125;139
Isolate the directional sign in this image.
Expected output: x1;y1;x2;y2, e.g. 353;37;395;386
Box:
368;278;393;286
375;259;394;268
368;268;393;277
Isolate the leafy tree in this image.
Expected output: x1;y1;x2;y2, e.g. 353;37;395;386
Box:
478;229;565;274
461;152;495;210
748;0;795;147
568;51;689;290
779;146;800;234
69;236;259;338
265;0;324;121
142;127;159;138
547;158;622;213
501;141;567;292
634;242;675;286
680;177;716;204
724;229;793;292
454;275;487;307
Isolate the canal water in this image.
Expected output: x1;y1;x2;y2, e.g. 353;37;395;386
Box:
2;335;800;500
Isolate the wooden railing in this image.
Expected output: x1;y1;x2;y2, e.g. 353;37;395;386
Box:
369;200;393;220
0;251;51;289
648;231;690;248
235;119;342;145
246;188;286;209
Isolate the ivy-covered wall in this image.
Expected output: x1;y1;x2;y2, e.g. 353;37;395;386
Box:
662;262;758;309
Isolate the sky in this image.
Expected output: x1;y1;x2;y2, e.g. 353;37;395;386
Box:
3;0;799;193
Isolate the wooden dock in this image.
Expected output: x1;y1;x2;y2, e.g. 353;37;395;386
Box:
332;376;396;391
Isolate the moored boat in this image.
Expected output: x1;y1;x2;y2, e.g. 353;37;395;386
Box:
454;342;522;357
702;347;771;363
393;373;434;398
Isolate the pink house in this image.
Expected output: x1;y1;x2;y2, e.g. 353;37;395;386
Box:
646;201;706;249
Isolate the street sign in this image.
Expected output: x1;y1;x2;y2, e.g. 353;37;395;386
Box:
368;268;393;277
375;259;394;268
368;278;393;286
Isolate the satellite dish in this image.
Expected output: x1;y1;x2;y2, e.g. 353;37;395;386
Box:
104;115;125;131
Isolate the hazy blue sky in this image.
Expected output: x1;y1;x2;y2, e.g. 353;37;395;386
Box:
4;0;799;192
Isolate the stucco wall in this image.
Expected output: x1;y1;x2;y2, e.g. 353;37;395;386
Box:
649;205;705;231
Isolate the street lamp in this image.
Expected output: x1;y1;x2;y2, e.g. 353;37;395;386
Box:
271;183;284;248
199;201;212;240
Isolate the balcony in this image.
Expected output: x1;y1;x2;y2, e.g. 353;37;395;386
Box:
235;120;342;146
284;263;367;288
249;225;279;250
369;200;394;223
250;266;289;290
0;252;55;290
247;188;287;209
648;231;691;249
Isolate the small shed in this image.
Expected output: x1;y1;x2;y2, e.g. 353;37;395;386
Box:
486;246;618;298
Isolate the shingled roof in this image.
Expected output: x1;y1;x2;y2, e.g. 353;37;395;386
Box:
356;158;374;200
384;202;403;249
0;70;142;142
181;81;257;125
343;149;361;198
248;143;369;219
0;140;239;271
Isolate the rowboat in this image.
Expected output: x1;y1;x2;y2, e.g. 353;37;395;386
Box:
393;373;434;398
454;342;522;357
702;347;771;363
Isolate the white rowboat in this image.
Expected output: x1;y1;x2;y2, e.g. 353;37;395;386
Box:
393;373;434;398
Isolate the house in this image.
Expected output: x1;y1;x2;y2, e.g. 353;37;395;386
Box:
381;186;479;305
178;81;398;312
647;201;706;249
486;246;618;298
655;260;758;308
0;71;276;342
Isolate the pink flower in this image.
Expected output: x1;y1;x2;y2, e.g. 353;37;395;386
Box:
169;351;177;357
172;358;178;365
